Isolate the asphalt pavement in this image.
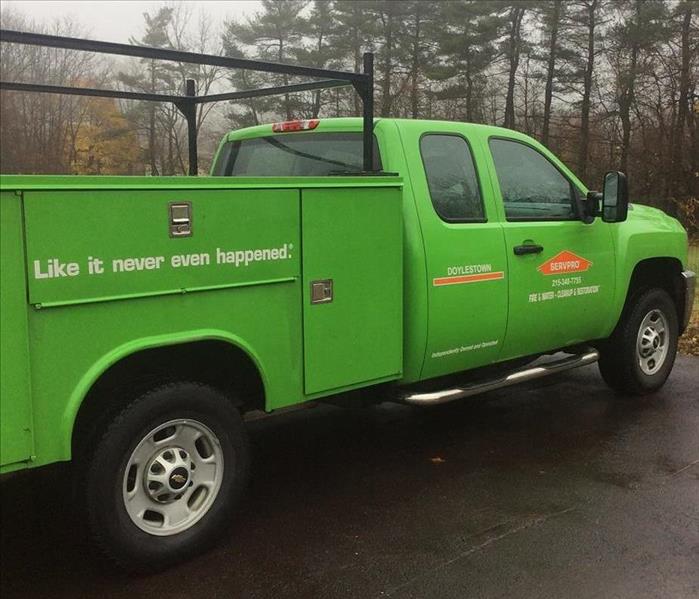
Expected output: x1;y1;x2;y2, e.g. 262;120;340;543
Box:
1;356;698;598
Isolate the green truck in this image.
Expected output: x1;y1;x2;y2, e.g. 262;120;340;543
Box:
0;116;695;570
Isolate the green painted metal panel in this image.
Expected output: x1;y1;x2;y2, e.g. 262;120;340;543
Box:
394;121;509;379
27;283;304;465
23;189;300;306
301;187;403;394
373;120;429;385
475;131;618;359
0;176;405;468
16;184;310;465
0;191;34;467
498;220;616;359
607;204;689;335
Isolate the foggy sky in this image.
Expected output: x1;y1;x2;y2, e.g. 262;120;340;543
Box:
2;1;262;42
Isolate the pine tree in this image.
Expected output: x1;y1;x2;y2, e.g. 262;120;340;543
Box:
500;3;527;129
429;1;501;123
403;0;433;118
223;0;308;120
119;6;221;174
607;0;669;174
328;1;377;115
540;0;564;146
669;0;697;201
292;1;341;118
567;0;606;182
370;1;411;117
119;7;177;174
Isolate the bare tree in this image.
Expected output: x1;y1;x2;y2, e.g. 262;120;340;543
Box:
542;0;563;145
0;10;101;173
502;5;526;129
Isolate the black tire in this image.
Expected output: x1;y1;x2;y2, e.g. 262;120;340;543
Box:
598;288;679;395
84;382;250;572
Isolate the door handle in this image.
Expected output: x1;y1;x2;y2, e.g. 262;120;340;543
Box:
513;244;544;256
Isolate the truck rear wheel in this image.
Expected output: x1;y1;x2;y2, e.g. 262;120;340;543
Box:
84;382;250;572
598;288;678;395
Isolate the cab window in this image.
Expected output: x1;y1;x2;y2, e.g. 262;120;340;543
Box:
420;134;485;222
212;132;381;176
489;138;576;220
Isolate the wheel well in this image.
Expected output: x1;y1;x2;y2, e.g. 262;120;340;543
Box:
625;258;684;325
72;340;265;459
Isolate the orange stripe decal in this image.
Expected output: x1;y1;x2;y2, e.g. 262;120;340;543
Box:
433;271;505;286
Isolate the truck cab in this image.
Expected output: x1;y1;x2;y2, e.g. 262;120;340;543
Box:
212;117;693;388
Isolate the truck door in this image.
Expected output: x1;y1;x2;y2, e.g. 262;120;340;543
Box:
486;137;615;360
397;122;508;379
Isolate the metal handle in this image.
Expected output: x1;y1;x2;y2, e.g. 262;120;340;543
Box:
513;244;544;256
169;202;192;237
310;279;333;304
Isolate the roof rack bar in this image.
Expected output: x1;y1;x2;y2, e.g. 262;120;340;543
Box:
0;81;185;103
0;30;368;83
194;79;350;104
0;79;352;105
0;79;352;106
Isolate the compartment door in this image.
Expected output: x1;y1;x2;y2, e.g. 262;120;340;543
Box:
1;192;33;467
302;187;403;395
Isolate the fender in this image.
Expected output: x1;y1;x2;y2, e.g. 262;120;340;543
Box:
60;328;269;459
607;206;688;334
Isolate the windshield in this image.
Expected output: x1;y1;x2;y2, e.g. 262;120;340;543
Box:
212;132;381;176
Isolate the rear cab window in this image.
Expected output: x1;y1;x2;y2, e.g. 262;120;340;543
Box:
420;134;485;222
213;132;381;176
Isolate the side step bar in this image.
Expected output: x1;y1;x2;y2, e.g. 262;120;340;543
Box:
403;349;599;406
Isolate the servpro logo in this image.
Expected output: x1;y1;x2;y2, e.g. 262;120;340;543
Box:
537;250;592;275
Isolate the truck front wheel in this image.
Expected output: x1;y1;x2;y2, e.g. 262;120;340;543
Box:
84;382;250;572
598;288;679;395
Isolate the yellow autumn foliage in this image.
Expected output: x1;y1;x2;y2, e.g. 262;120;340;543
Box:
72;98;142;175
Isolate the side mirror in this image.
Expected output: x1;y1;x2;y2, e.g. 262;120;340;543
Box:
602;171;628;223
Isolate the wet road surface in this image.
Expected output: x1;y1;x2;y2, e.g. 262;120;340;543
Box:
1;356;698;598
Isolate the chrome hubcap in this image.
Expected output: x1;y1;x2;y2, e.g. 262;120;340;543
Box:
122;419;223;536
145;447;192;502
636;309;669;376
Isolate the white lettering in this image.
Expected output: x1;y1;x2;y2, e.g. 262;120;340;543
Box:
446;263;493;276
171;253;209;268
33;258;80;279
550;260;581;272
216;243;291;267
33;242;294;283
431;339;499;358
34;259;49;279
112;256;165;272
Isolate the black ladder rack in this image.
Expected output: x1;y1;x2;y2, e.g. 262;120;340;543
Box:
0;29;375;175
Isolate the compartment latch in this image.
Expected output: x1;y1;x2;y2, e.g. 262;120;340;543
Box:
311;279;333;304
169;202;192;237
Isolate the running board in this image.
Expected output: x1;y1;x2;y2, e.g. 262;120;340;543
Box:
403;349;599;406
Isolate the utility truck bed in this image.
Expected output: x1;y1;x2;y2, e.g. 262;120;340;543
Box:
0;175;403;469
